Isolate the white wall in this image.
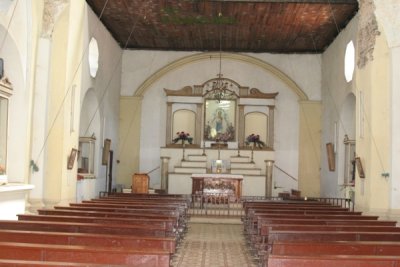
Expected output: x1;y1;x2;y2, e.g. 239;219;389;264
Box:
80;5;122;195
0;1;31;183
321;15;359;197
122;51;321;189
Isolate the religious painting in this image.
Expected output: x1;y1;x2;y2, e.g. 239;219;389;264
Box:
204;99;235;141
355;157;365;178
67;148;78;170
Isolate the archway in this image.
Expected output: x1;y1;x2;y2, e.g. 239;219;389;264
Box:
78;88;103;201
134;52;309;101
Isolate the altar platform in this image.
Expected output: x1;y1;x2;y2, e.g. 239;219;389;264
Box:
161;147;273;197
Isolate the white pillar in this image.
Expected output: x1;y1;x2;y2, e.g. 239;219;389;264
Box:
160;156;170;192
265;160;274;197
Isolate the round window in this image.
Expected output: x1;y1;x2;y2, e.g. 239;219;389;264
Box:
344;41;355;82
88;37;99;78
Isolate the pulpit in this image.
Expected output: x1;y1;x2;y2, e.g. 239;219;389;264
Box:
132;173;149;194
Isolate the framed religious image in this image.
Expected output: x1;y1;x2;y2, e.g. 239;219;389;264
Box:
102;138;111;165
355;157;365;178
67;148;78;170
204;99;236;142
326;143;335;171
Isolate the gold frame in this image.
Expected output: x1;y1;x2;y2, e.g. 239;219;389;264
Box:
204;99;236;141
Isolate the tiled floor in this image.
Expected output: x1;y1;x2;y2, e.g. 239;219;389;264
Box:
172;223;257;267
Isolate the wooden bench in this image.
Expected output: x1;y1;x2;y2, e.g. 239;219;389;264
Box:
0;241;170;267
18;214;176;234
0;229;176;253
268;255;400;267
0;220;171;237
0;259;126;266
268;230;400;243
271;240;400;256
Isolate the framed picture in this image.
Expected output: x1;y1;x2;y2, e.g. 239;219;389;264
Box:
67;148;78;170
355;157;365;178
102;139;111;165
204;99;236;141
326;143;335;171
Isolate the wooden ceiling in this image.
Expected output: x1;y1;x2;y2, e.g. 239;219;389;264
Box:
86;0;358;53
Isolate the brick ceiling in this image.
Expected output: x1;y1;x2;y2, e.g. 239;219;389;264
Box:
86;0;358;53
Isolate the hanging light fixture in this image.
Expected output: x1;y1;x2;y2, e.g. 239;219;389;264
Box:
206;11;233;103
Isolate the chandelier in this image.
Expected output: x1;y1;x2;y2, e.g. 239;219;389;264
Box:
207;12;233;103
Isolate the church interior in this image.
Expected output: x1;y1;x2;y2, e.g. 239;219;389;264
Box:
1;0;400;266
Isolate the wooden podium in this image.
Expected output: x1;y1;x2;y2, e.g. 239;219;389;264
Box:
132;173;149;194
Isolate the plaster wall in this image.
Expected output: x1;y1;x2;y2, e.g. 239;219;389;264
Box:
321;16;359;198
121;50;321;190
356;27;391;213
79;4;122;196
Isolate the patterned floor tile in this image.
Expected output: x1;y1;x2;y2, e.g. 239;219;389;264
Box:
172;223;258;267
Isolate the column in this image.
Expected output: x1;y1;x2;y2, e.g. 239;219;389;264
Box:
265;160;274;197
238;105;245;148
268;105;275;149
160;157;170;193
195;103;203;145
166;102;172;145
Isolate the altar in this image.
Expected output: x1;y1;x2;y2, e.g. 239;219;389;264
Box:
191;173;243;201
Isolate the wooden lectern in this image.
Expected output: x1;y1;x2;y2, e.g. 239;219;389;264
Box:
132;173;149;194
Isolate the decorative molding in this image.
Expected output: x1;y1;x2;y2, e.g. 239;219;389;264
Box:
357;0;380;68
0;77;13;98
241;88;279;99
41;0;69;38
164;86;196;96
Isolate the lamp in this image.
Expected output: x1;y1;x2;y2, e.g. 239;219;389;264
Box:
206;12;233;103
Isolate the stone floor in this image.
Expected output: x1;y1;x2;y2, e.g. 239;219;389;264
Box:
172;222;257;267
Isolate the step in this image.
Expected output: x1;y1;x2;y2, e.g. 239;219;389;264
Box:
187;154;207;161
231;168;262;175
181;161;207;168
174;166;207;174
230;156;251;163
230;162;256;169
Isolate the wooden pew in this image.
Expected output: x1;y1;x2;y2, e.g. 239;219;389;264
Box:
0;229;176;253
268;230;400;243
0;261;116;267
0;242;170;267
0;220;170;237
271;240;400;256
268;255;400;267
18;214;176;234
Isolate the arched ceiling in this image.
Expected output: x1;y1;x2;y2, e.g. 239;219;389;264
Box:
86;0;358;53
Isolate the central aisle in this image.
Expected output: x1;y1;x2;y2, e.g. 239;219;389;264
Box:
172;223;257;267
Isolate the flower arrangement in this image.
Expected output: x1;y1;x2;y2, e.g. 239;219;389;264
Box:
0;164;5;175
173;131;193;144
245;134;265;148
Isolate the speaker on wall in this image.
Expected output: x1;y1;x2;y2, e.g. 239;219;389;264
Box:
102;139;111;165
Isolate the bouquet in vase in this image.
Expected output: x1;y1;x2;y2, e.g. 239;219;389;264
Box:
173;131;193;144
245;134;265;148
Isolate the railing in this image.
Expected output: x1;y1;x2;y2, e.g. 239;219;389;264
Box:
189;194;354;217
